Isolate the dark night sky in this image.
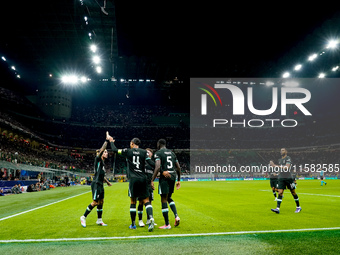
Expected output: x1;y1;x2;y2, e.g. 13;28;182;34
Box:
1;1;340;86
114;2;340;77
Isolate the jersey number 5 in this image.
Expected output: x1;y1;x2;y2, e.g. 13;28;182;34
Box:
167;156;173;169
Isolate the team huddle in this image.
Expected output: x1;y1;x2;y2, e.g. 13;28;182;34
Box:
80;131;181;231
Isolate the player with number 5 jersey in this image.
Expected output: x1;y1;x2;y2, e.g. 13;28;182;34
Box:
151;139;181;229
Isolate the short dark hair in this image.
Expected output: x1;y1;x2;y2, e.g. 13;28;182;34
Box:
131;138;141;146
158;139;166;146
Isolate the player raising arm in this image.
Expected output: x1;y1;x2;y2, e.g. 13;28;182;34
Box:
106;132;155;232
80;138;112;228
151;139;181;229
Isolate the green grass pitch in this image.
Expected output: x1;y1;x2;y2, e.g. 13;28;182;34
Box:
0;179;339;254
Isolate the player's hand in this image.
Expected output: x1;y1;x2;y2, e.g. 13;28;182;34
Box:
163;171;171;178
151;181;155;190
106;131;114;142
269;160;275;167
176;181;180;190
107;182;112;187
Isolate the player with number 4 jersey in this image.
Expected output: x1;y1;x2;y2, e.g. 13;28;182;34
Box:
106;132;155;232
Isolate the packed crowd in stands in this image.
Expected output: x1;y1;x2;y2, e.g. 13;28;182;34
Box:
71;105;179;126
0;85;339;181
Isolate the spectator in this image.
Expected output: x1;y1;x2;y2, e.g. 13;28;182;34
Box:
11;184;20;194
0;188;4;196
27;184;37;192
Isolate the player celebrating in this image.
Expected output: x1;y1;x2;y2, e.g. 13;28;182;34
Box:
270;148;301;214
151;139;181;229
107;132;155;232
80;139;112;227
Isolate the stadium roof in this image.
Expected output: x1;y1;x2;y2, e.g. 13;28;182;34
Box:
0;1;339;93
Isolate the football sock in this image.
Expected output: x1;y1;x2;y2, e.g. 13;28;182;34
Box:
161;202;169;225
138;204;143;221
130;204;136;226
84;204;95;217
293;194;300;207
97;204;103;219
168;199;178;218
276;195;283;208
145;202;153;220
273;191;277;198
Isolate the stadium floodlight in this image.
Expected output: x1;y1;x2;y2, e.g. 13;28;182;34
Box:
96;66;102;73
326;39;338;49
80;76;87;83
308;53;317;61
90;44;97;53
318;73;325;78
61;75;78;84
93;55;100;64
282;72;290;78
11;66;16;70
1;56;6;61
294;64;302;71
332;66;339;71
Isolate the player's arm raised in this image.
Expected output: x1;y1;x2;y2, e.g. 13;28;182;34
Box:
97;140;108;158
107;131;121;153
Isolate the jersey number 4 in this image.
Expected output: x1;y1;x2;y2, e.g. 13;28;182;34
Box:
133;156;140;169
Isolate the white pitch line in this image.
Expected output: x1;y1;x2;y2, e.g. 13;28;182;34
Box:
0;191;90;222
1;227;340;243
296;192;340;198
259;190;340;198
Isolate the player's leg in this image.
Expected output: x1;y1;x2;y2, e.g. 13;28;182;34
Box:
270;179;277;200
96;198;107;226
159;193;171;229
168;195;180;227
167;180;180;226
142;197;155;232
129;197;137;229
271;180;284;214
81;183;99;227
146;188;157;225
271;186;277;199
138;200;145;227
158;178;171;229
81;199;98;227
128;178;138;229
290;188;301;213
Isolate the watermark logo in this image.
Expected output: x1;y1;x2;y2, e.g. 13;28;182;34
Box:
192;78;314;128
200;83;311;117
198;83;223;115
